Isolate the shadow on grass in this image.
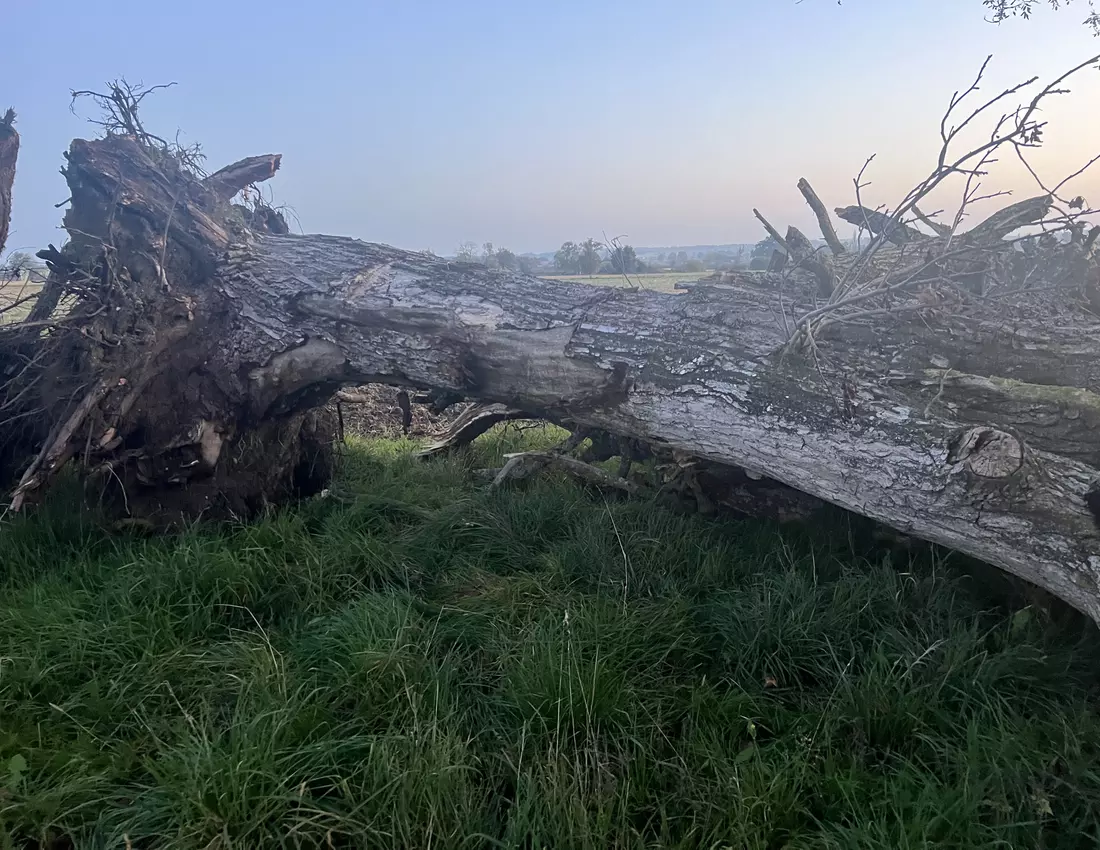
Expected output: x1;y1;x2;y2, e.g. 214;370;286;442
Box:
0;425;1098;848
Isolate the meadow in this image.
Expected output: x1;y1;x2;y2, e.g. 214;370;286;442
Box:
540;272;700;292
0;275;44;325
1;427;1099;848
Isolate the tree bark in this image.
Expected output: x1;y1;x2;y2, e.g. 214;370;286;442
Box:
6;134;1100;622
797;178;847;255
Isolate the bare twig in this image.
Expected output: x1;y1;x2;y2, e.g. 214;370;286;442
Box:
70;79;206;174
784;53;1100;348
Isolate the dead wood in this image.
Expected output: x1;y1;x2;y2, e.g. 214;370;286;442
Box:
797;178;847;255
8;130;1099;619
911;205;952;237
753;208;791;256
417;403;528;458
489;450;643;494
835;205;923;245
5;56;1100;625
785;225;836;297
203;155;282;203
963;194;1053;246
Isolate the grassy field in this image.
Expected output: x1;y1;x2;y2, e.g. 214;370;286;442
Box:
0;275;44;325
540;272;703;292
1;428;1100;848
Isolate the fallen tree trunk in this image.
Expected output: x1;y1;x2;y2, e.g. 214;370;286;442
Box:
5;132;1100;621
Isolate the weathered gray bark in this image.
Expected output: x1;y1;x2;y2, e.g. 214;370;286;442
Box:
217;235;1100;614
7;134;1100;622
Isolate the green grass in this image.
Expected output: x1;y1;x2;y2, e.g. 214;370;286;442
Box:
1;428;1099;848
541;272;701;292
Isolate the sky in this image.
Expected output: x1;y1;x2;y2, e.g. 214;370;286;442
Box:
5;0;1100;257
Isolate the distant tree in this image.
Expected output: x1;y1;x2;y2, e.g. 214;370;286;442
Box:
831;0;1100;33
684;258;706;273
518;255;539;275
495;248;518;271
579;238;603;275
610;244;638;274
2;251;33;274
455;241;480;262
555;241;581;274
751;238;780;260
701;250;737;270
481;242;495;264
981;0;1100;33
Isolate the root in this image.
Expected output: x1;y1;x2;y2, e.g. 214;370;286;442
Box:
416;403;527;459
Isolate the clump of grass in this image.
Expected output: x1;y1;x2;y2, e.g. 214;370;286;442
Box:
0;427;1098;848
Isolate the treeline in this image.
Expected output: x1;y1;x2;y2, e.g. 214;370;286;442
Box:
0;250;48;280
551;239;650;275
451;242;539;273
443;238;796;277
447;239;652;276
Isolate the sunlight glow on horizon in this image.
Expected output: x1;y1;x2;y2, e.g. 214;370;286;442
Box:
5;0;1100;256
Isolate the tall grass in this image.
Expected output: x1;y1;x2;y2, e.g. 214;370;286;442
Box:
1;429;1098;848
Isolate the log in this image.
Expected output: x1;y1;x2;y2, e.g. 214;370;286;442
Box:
785;225;835;297
752;208;791;256
797;178;847;255
416;403;527;458
6;133;1100;624
963;194;1053;246
203;154;282;203
835;205;923;245
911;204;952;237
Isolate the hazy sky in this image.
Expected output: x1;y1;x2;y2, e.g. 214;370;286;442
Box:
6;0;1100;256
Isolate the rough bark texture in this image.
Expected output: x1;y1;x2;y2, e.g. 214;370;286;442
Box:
5;134;1100;623
836;205;922;245
797;178;847;255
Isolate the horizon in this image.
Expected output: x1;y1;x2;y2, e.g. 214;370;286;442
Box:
5;1;1100;259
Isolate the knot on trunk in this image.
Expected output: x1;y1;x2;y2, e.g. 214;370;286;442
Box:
947;427;1024;479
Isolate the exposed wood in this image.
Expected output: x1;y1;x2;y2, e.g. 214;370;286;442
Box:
911;204;952;237
753;208;792;255
335;389;377;404
797;178;847;254
785;225;835;297
0;109;17;258
835;205;923;245
964;194;1053;246
490;450;643;494
203;154;282;203
6;133;1100;626
417;403;528;458
397;390;412;433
